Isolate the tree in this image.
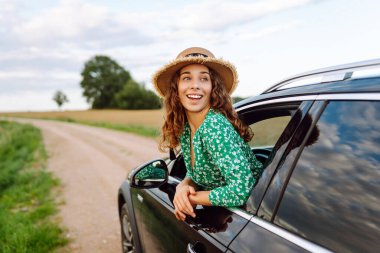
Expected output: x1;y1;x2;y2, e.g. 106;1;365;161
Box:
80;55;131;109
53;90;69;110
232;96;246;104
115;80;162;109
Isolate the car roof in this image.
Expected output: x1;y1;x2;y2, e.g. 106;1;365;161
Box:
235;58;380;109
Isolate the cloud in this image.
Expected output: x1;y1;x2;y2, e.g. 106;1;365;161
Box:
13;1;107;42
0;69;80;94
233;20;301;41
0;88;88;111
0;0;323;50
2;0;154;50
128;0;313;46
0;47;83;72
0;0;323;111
172;0;312;32
0;70;78;80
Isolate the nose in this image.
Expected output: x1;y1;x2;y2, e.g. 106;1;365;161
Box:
190;79;200;90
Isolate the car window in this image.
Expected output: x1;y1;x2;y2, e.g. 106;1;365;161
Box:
274;101;380;253
247;116;292;167
240;102;313;215
249;116;291;148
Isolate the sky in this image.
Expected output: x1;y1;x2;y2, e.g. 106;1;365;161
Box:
0;0;379;112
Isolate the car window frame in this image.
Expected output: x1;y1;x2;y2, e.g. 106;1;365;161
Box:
239;100;316;216
254;100;326;221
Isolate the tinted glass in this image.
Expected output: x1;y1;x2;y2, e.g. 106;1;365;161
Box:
244;101;312;215
249;116;291;148
256;101;323;219
275;101;380;252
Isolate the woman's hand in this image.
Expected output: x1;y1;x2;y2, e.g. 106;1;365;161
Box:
173;183;196;221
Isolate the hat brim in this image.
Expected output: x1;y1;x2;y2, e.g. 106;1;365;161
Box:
152;57;238;98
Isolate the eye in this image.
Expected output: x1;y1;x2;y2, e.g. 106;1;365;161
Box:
182;76;191;81
200;76;209;82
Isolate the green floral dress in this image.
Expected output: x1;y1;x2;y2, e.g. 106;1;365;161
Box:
180;108;263;207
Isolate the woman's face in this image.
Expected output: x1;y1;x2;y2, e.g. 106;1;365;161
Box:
177;64;212;114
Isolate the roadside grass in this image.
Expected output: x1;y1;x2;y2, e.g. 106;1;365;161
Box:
0;121;67;253
50;117;161;138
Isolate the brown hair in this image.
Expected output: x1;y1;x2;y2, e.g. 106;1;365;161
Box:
159;67;253;152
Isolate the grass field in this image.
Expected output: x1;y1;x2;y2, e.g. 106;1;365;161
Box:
0;121;67;253
0;109;165;138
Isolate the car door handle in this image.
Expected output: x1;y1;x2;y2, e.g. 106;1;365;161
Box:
187;241;206;253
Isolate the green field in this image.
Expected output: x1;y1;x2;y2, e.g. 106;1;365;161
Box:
0;109;165;138
0;121;67;253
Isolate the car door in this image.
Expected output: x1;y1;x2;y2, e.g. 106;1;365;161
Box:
131;166;248;253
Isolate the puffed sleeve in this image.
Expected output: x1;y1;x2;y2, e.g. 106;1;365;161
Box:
201;115;257;207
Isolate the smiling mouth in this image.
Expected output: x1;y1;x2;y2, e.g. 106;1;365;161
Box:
186;94;203;100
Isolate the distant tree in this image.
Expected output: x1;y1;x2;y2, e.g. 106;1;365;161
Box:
53;90;69;110
80;55;132;109
115;80;162;109
232;96;246;104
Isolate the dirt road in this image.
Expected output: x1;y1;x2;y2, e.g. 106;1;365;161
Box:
10;118;163;253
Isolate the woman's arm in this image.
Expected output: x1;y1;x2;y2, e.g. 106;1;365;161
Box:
188;190;211;206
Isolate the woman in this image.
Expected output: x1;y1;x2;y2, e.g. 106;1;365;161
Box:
152;47;263;221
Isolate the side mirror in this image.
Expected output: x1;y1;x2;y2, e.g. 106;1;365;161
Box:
130;159;168;189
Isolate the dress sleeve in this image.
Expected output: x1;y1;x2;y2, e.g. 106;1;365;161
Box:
202;116;256;207
180;126;194;180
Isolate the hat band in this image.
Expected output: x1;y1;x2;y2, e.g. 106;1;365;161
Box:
185;53;208;58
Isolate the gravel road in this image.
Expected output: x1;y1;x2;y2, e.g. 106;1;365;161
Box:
10;118;163;253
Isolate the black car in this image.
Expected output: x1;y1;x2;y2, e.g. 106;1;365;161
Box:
118;59;380;253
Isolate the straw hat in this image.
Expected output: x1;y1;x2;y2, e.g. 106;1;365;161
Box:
152;47;238;97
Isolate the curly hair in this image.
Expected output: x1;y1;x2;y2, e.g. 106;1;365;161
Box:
159;67;253;152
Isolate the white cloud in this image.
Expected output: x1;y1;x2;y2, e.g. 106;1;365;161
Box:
13;0;106;42
173;0;311;31
0;70;78;80
1;0;314;56
234;20;301;41
0;68;81;95
4;0;153;49
0;89;88;112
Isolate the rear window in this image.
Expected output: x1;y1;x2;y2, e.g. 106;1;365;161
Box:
274;101;380;252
